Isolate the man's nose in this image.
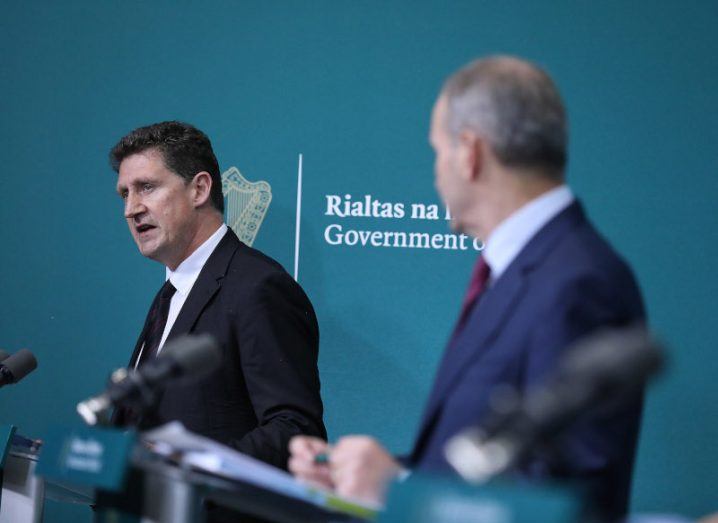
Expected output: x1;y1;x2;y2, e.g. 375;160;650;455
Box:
124;193;145;219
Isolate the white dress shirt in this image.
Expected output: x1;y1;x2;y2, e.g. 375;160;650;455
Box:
133;223;228;368
482;185;574;284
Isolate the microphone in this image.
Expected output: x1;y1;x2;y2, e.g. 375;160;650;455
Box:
77;334;221;427
0;349;38;388
445;325;664;483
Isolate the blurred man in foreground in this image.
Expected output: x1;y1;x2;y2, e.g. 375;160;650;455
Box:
289;56;644;522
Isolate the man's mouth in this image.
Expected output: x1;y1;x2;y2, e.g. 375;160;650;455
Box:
136;224;156;234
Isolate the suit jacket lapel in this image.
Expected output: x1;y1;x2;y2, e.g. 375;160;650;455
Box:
166;230;241;343
419;267;527;432
411;201;587;460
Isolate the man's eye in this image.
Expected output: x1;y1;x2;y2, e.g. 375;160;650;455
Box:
119;191;128;200
141;183;153;193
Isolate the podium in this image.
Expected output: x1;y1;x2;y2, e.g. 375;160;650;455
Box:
94;456;366;523
3;423;582;523
33;423;375;523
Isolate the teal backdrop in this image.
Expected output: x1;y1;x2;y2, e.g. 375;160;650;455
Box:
1;2;716;520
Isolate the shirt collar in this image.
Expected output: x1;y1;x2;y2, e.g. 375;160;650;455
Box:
483;185;574;281
166;224;228;296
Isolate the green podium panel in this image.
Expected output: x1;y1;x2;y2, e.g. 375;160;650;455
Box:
0;424;16;470
380;475;580;523
0;424;18;513
36;425;136;492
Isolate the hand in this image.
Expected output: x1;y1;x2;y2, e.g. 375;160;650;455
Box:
328;436;402;506
288;435;334;490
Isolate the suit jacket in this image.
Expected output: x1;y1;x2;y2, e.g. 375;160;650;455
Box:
128;229;326;469
408;201;645;521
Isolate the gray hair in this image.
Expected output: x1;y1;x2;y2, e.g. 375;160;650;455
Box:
442;56;567;179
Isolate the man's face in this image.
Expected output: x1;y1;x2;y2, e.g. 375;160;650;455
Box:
117;150;199;269
430;96;469;231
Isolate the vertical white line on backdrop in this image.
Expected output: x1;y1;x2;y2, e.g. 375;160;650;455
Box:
293;153;303;282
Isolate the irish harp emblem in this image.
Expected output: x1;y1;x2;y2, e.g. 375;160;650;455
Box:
221;167;272;246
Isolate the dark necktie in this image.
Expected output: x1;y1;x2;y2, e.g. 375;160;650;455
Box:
453;256;491;335
136;280;176;367
113;280;176;427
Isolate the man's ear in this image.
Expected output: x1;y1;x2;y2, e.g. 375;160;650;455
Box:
191;171;213;207
458;130;484;181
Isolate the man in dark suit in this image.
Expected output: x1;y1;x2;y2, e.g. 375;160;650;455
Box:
110;121;326;470
289;56;644;521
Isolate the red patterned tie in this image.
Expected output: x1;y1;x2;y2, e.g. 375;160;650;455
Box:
455;256;491;332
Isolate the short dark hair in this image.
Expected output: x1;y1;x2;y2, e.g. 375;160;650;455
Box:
109;121;224;213
442;56;567;179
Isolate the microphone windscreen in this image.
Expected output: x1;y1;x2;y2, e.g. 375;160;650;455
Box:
0;349;9;362
161;334;221;379
558;325;664;386
3;348;38;382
